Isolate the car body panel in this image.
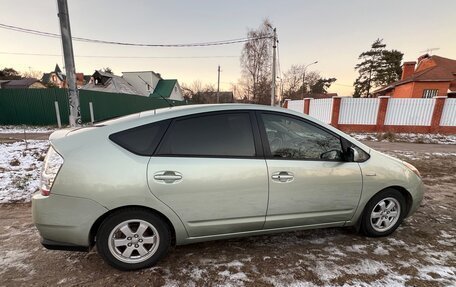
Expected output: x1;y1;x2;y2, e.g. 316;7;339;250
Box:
264;160;362;228
32;193;108;246
147;157;269;236
32;104;424;249
345;149;424;225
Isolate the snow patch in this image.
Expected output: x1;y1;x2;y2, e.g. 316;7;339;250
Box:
0;140;49;203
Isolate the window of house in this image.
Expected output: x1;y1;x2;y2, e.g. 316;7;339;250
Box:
157;113;255;157
422;89;438;98
261;113;343;161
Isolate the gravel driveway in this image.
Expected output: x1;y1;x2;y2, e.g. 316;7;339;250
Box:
0;143;455;287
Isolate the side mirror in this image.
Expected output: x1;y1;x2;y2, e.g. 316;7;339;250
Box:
348;147;360;162
320;150;342;160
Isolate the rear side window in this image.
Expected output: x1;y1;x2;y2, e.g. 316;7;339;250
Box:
157;113;255;157
109;120;170;156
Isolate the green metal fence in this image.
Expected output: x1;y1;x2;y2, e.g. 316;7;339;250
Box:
0;89;187;125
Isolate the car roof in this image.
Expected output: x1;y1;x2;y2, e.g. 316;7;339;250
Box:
138;103;301;120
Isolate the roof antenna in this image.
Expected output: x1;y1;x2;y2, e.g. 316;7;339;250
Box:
420;48;440;55
155;92;174;107
136;75;174;107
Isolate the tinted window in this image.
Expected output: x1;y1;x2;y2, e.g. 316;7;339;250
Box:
157;113;255;157
109;120;170;156
261;114;343;161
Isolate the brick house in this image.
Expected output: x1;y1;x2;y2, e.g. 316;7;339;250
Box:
374;54;456;98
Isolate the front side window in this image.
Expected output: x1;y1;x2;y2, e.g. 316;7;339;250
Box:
261;113;343;161
157;113;255;157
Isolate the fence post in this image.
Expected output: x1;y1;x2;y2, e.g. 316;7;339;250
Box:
330;97;342;128
430;96;447;133
303;98;311;115
54;101;62;128
376;96;390;133
89;102;95;124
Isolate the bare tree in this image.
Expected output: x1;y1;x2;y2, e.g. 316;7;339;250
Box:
282;64;320;100
240;19;273;104
181;80;216;104
22;69;43;79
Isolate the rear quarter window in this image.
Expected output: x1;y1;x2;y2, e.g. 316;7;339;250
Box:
109;120;170;156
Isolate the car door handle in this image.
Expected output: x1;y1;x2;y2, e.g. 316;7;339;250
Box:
153;171;182;184
271;171;294;183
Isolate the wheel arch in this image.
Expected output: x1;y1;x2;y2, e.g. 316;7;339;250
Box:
89;205;177;248
355;185;413;231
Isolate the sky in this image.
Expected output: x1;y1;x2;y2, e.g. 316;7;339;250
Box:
1;0;455;96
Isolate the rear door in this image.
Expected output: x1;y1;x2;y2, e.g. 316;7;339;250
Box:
257;112;363;229
147;111;269;237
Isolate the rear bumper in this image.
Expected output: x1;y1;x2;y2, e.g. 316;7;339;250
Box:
41;238;89;252
32;193;108;247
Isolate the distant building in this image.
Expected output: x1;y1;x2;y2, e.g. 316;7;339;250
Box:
41;64;88;88
0;78;46;89
122;71;162;96
82;70;185;100
374;54;456;98
122;71;184;100
193;91;235;104
81;70;141;95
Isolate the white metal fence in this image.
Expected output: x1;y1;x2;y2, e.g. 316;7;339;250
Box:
287;99;304;113
384;98;435;126
309;99;333;123
440;99;456;126
339;98;379;125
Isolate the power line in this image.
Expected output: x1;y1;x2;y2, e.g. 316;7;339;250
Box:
0;51;238;59
0;23;272;47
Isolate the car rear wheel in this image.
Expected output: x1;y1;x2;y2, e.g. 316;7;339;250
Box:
96;208;171;270
360;189;406;237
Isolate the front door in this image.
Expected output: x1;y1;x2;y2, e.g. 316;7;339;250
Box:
258;112;362;229
147;112;268;237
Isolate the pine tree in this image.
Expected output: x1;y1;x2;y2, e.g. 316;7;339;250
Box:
353;39;403;97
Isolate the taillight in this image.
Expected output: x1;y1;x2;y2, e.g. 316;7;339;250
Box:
40;146;64;196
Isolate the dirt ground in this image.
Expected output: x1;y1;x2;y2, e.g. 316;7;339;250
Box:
0;142;455;287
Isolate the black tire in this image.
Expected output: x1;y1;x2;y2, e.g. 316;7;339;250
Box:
360;189;406;237
96;208;171;271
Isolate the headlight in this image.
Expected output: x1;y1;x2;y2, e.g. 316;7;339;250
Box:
403;161;421;178
41;146;64;196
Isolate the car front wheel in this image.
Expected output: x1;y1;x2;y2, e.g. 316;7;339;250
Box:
96;208;171;270
361;189;406;237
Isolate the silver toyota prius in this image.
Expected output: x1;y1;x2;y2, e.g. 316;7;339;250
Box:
32;104;424;270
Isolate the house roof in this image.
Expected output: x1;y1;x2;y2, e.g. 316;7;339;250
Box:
41;73;51;83
54;64;62;74
375;55;456;93
150;79;177;98
80;71;141;95
122;71;162;79
1;78;40;89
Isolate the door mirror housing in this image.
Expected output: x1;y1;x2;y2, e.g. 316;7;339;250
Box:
347;147;361;162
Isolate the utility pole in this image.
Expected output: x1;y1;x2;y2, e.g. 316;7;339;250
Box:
302;61;318;98
57;0;80;127
271;28;277;106
216;65;220;103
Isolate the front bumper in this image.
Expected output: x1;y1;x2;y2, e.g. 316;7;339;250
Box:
32;193;108;247
407;178;425;217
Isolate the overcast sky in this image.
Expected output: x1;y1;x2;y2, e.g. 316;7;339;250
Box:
1;0;455;95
